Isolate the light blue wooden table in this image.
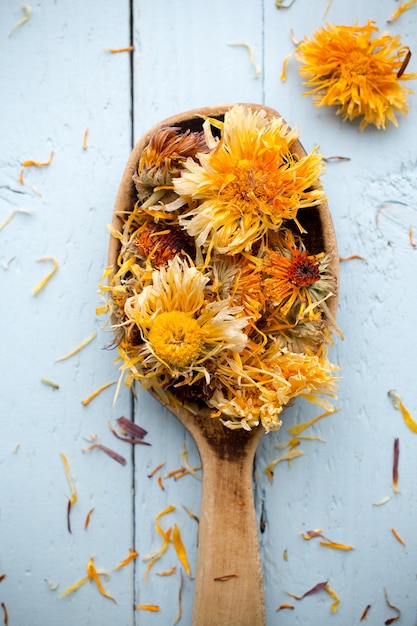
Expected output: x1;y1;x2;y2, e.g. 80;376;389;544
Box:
2;1;417;624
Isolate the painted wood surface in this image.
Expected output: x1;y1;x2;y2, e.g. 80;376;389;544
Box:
1;1;417;624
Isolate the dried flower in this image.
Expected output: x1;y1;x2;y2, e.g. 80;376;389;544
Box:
101;105;339;430
172;105;325;254
295;21;417;130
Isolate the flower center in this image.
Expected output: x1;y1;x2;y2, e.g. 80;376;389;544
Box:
148;311;204;368
221;159;274;209
287;253;320;287
344;49;373;77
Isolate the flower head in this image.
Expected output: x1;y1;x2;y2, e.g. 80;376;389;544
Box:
295;21;417;130
123;257;248;382
172;105;325;254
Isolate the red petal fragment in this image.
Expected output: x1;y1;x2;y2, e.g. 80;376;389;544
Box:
392;438;400;493
116;416;147;439
360;604;371;621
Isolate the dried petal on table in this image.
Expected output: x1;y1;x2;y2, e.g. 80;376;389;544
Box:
339;255;366;261
31;256;59;295
387;0;417;23
55;332;97;362
143;505;175;579
82;129;89;150
82;441;127;466
173;569;184;625
319;540;354;551
148;462;166;478
9;4;31;36
214;573;239;581
41;377;59;389
360;604;372;621
136;605;160;612
105;46;134;53
0;574;6;583
81;380;117;406
84;507;95;529
287;408;338;436
156;566;177;577
228;42;261;77
409;226;416;248
276;603;295;611
60;453;77;532
392;437;400;493
275;0;296;7
286;580;328;600
323;155;351;162
391;528;406;546
182;504;199;524
86;556;116;603
384;587;401;623
325;583;340;613
388;390;417;433
0;208;35;231
373;496;391;506
114;548;138;571
1;602;8;626
116;416;148;440
22;150;54;168
265;449;304;483
172;524;192;577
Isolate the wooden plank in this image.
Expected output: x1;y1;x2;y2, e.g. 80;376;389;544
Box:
0;2;134;624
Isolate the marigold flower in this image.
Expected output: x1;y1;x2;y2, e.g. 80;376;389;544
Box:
295;21;417;130
172;105;325;254
123;256;248;380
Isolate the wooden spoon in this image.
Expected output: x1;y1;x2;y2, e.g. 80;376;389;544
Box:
109;104;339;626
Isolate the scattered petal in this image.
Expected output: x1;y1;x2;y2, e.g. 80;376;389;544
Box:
360;604;372;621
173;570;184;625
55;332;97;362
60;452;77;532
148;462;166;478
1;602;8;626
172;524;192;577
392;437;400;493
339;254;366;261
276;603;295;610
325;583;340;613
31;256;59;295
41;377;59;389
409;226;416;248
387;0;417;23
156;566;177;576
181;442;202;480
82;442;127;466
105;46;134;53
388;390;417;433
228;42;261;77
82;129;89;150
384;587;401;623
84;507;95;529
114;548;138;571
275;0;296;7
319;540;354;551
81;380;117;406
22;150;54;168
86;556;116;603
9;4;31;36
181;504;199;524
391;528;405;546
0;208;34;231
265;449;304;483
373;496;391;506
288;408;338;435
136;605;160;611
286;580;328;600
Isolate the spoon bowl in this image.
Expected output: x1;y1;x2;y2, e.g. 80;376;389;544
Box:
109;104;339;626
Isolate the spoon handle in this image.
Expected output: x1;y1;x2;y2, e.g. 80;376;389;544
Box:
191;427;266;626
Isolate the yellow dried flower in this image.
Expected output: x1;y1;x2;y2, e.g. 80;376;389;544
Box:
172;105;325;254
295;21;417;130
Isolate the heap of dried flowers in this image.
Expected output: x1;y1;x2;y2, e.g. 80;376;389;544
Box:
295;21;417;131
100;105;339;432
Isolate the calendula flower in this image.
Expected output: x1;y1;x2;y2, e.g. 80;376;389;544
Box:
262;228;335;323
172;105;325;255
209;344;338;432
133;126;208;208
295;21;417;130
129;219;196;267
122;257;248;384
